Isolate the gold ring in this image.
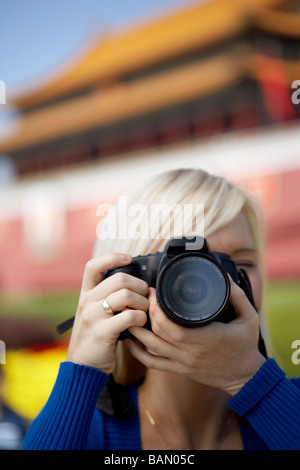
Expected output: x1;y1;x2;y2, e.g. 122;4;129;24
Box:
103;298;114;314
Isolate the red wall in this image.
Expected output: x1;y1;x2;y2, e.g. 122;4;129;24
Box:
0;169;299;294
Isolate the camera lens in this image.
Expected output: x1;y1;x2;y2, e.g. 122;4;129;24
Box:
180;275;207;304
157;254;230;326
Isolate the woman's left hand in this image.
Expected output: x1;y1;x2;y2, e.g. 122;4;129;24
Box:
126;277;266;396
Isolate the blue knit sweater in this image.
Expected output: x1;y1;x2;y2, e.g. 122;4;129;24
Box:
22;359;300;450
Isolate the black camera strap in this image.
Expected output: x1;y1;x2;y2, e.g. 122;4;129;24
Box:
238;269;268;359
237;269;256;307
96;374;133;417
56;316;74;334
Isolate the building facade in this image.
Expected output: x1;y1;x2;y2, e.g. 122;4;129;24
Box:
1;0;300;292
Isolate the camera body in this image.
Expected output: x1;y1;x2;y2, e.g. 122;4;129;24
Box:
103;236;243;333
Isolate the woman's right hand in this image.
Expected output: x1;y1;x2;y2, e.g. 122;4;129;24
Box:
66;253;149;375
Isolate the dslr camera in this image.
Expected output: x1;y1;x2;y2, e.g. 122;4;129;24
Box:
57;235;267;358
102;236;255;330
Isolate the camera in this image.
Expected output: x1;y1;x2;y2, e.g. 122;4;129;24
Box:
57;235;267;358
103;236;250;331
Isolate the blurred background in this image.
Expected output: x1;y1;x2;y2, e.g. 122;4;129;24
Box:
0;0;300;447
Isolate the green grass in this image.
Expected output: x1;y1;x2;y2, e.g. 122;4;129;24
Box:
0;281;300;376
0;291;79;335
265;281;300;377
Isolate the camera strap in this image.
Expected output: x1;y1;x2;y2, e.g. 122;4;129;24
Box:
56;316;74;334
96;374;133;418
238;269;256;308
238;269;268;359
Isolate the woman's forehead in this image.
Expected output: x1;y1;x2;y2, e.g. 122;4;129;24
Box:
206;212;255;255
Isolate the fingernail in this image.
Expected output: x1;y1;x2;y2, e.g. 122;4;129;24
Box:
148;287;154;298
121;253;131;261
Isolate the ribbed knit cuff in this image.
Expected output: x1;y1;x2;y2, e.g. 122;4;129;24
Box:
23;362;109;450
228;359;300;449
228;359;285;416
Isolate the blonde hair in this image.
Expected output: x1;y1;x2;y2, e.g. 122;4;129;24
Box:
93;168;266;383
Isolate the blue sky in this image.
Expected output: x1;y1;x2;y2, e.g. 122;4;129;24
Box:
1;0;201;95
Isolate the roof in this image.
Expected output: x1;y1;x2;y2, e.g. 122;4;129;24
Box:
9;0;294;109
1;51;298;153
0;54;246;152
1;0;299;153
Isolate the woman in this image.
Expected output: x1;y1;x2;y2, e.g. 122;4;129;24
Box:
22;168;300;450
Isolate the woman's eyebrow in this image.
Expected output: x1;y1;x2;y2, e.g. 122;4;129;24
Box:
231;248;257;255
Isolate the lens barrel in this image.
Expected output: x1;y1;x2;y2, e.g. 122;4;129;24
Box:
156;253;230;327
